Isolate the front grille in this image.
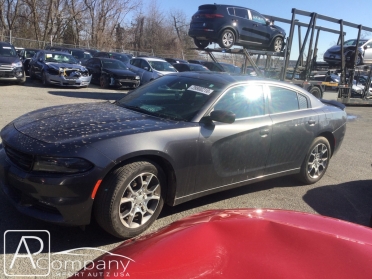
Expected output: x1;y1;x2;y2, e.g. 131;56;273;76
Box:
4;145;34;171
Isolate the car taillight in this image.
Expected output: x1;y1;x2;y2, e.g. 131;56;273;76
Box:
192;14;224;19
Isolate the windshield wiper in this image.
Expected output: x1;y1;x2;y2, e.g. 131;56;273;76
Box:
118;104;186;121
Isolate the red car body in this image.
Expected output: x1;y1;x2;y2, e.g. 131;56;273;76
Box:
70;209;372;279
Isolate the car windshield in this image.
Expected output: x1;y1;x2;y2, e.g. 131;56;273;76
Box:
149;61;177;72
0;45;17;57
71;50;92;60
189;64;209;71
44;53;78;64
116;75;223;121
25;50;37;58
111;54;129;63
102;60;129;70
343;39;368;46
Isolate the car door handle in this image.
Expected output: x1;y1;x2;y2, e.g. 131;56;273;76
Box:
308;120;316;125
260;129;269;137
253;24;258;27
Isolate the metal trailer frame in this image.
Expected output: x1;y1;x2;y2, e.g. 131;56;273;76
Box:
191;8;372;102
283;9;372;104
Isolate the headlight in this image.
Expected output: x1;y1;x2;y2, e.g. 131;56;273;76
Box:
33;156;93;173
135;76;140;80
12;61;22;67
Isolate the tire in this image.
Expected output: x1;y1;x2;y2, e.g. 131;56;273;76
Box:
309;86;322;99
94;160;165;239
100;76;109;88
297;137;331;184
193;38;209;49
29;68;36;79
218;29;235;49
41;71;48;86
356;54;363;66
271;37;284;52
347;53;363;67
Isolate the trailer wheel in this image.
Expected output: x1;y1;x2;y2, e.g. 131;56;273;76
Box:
193;39;209;49
310;86;322;99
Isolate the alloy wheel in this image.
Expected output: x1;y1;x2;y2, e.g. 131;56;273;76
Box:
119;172;161;228
307;143;328;179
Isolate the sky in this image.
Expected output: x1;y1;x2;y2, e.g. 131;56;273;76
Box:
140;0;372;60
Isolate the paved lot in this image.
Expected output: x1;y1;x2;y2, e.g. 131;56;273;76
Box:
1;79;371;278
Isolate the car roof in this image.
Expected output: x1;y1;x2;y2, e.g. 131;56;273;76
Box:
43;50;73;55
0;41;13;47
138;57;167;62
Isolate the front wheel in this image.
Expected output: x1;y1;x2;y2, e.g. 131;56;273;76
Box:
271;37;284;52
297;137;331;184
100;76;109;88
218;29;235;49
94;160;165;239
193;38;209;49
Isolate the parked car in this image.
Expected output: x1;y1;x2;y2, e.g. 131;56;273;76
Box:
46;46;93;64
18;48;40;75
311;73;340;91
219;62;241;73
172;62;209;72
29;50;91;87
187;59;225;72
164;58;189;64
83;48;99;56
323;39;372;66
0;72;347;239
84;57;140;89
70;209;372;279
188;4;286;51
93;52;131;65
128;57;177;84
0;41;26;84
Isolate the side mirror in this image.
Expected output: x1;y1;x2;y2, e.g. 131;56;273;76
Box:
38;58;43;62
144;66;150;71
210;110;235;124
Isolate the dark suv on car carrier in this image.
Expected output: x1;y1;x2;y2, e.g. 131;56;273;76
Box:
188;4;286;52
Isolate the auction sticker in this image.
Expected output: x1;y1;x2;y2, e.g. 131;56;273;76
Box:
188;85;214;95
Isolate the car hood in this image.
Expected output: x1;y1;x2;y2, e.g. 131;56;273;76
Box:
70;209;372;279
103;68;136;76
7;102;181;145
272;25;286;35
0;56;19;65
46;62;86;70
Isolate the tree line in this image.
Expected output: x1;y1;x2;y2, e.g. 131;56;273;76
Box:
0;0;196;57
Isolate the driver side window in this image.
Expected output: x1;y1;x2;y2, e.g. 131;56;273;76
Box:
213;85;265;119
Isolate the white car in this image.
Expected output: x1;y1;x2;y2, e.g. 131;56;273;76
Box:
128;57;177;85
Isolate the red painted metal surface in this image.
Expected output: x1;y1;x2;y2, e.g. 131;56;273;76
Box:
70;209;372;279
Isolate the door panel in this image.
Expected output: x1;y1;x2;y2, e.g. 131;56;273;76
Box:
195;84;272;193
265;86;320;174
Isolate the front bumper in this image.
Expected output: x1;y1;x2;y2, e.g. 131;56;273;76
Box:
46;72;92;87
111;77;140;88
0;66;25;82
0;147;98;226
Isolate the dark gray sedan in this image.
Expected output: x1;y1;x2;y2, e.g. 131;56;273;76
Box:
0;72;347;239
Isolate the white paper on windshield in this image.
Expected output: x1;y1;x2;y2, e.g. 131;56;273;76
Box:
188;85;214;95
46;54;52;58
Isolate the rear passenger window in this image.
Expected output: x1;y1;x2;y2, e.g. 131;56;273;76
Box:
269;86;299;113
235;8;248;19
298;94;308;109
227;7;235;15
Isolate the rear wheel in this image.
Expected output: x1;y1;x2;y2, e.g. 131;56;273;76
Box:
94;160;165;239
271;37;284;52
218;29;235;49
193;39;209;49
297;137;331;184
309;86;322;99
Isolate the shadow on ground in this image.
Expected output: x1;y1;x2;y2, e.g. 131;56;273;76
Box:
303;180;372;226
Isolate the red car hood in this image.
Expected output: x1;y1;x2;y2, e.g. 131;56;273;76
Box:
71;209;372;279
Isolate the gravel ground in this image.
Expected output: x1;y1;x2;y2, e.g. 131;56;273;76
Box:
0;79;371;278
